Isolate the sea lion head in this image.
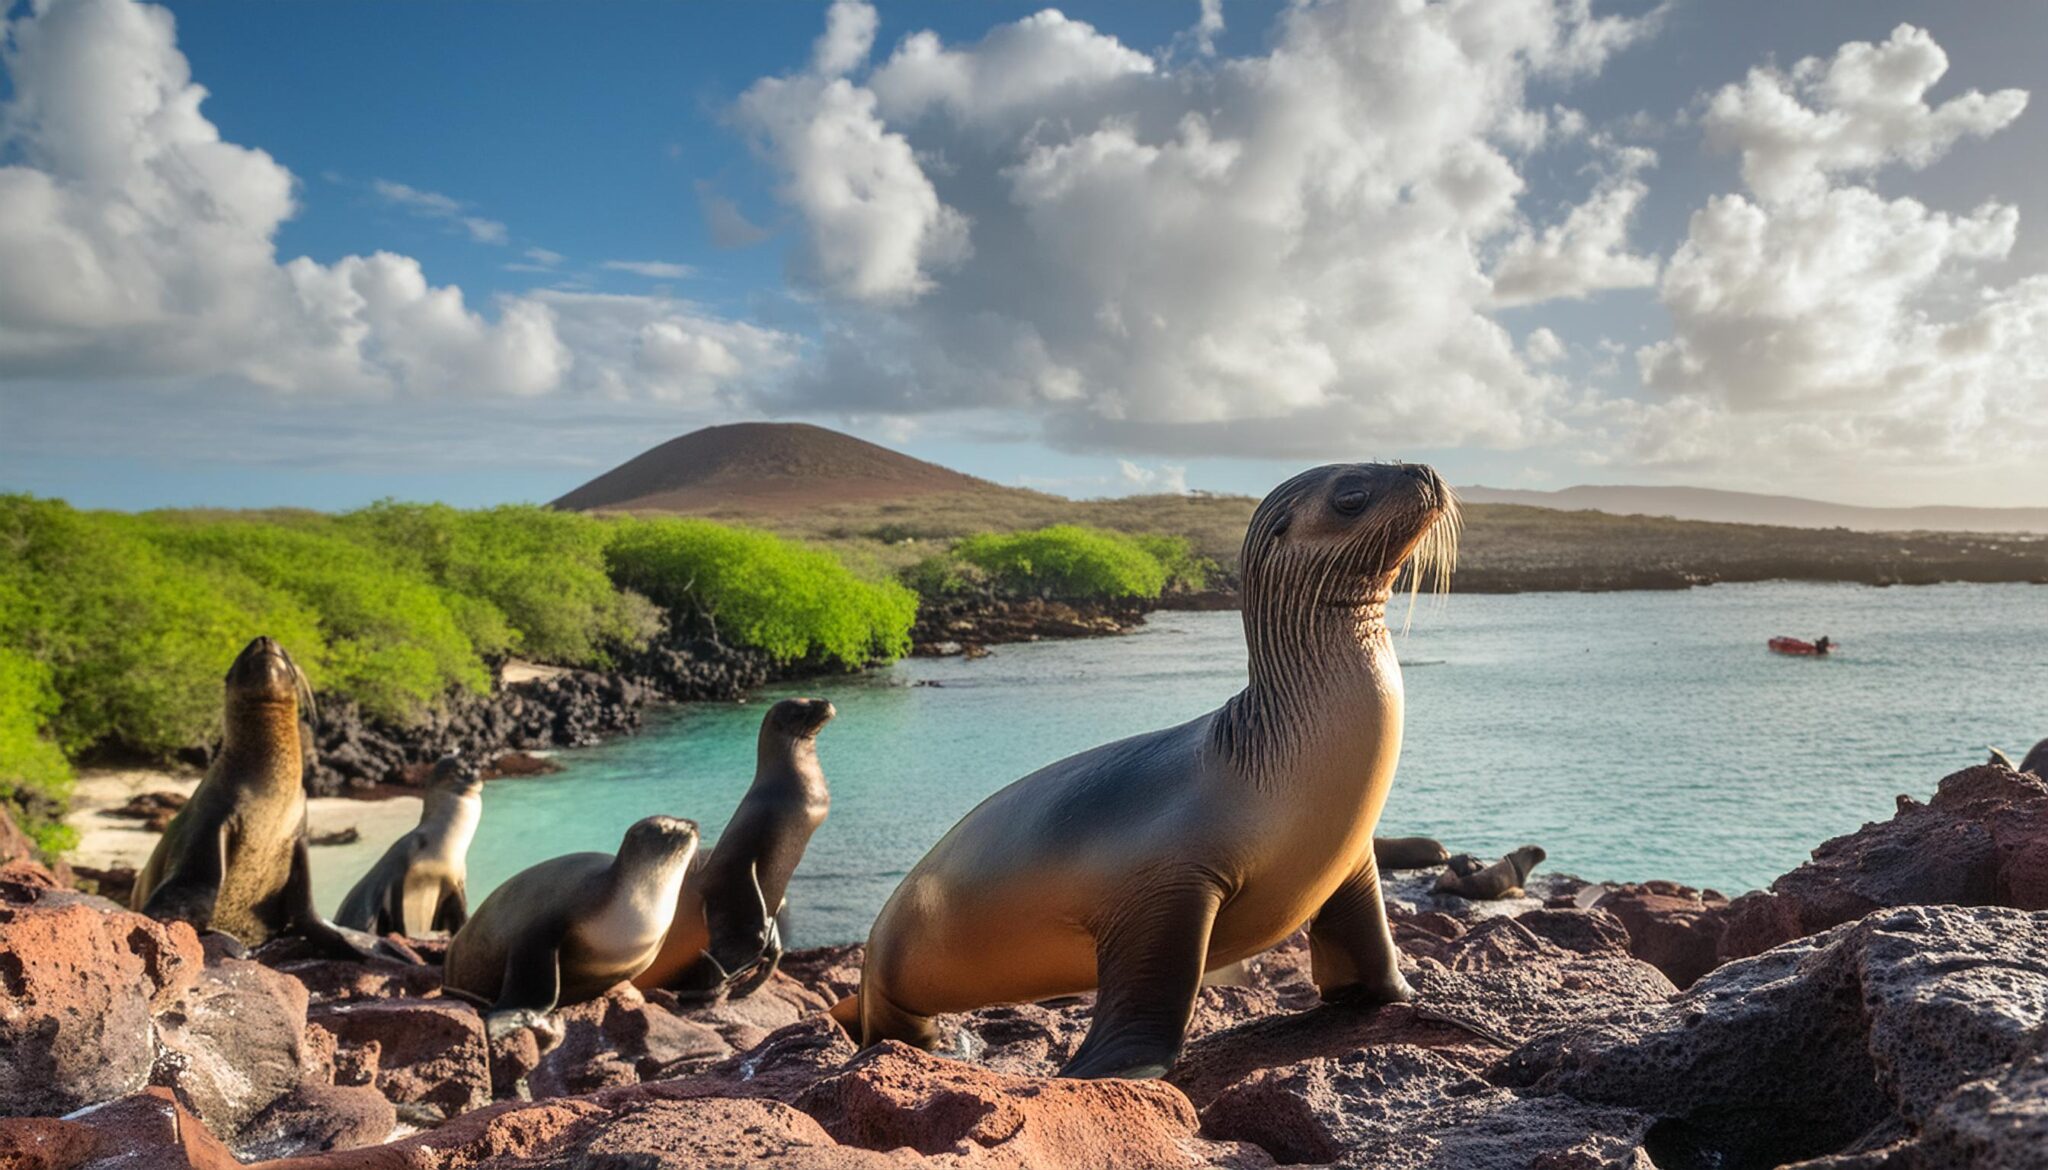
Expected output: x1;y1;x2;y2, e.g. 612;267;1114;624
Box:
426;753;485;800
765;697;837;742
224;636;312;716
1506;844;1548;882
618;815;701;868
1240;462;1460;615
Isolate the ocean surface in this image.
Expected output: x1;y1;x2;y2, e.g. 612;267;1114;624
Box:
315;581;2048;948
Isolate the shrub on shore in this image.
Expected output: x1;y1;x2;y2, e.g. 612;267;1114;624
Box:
604;517;917;667
0;647;76;854
923;525;1212;602
0;497;913;815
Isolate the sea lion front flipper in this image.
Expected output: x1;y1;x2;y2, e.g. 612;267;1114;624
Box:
284;834;417;964
1989;746;2018;770
702;860;774;986
483;940;563;1042
1060;875;1224;1080
140;820;228;931
1307;855;1413;1006
727;904;788;999
432;882;469;933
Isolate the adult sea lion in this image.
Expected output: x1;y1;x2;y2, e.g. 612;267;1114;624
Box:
443;815;698;1036
1432;845;1546;899
133;637;385;959
633;697;835;997
335;754;484;936
1374;836;1450;870
847;462;1459;1079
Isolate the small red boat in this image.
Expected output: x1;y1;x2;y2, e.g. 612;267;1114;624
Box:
1768;636;1836;656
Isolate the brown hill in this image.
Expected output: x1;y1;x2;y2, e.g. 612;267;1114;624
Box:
551;422;1043;513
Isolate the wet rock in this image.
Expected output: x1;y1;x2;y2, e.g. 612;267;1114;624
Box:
152;955;312;1138
1721;766;2048;962
98;789;186;833
0;880;203;1117
1502;905;2048;1170
527;983;731;1098
1587;881;1731;988
309;998;492;1123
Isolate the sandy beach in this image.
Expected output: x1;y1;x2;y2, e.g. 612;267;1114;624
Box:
67;767;424;903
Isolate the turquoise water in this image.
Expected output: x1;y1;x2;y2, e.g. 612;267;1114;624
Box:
315;581;2048;948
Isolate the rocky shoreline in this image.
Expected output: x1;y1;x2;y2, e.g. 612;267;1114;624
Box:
3;762;2043;1168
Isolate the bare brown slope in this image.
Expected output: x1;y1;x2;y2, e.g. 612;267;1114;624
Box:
551;422;1048;513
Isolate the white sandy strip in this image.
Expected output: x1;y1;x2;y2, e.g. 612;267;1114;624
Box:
67;767;424;914
499;658;572;686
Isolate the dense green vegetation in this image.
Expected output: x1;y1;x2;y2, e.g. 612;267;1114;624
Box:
907;525;1211;602
0;497;920;844
605;517;917;665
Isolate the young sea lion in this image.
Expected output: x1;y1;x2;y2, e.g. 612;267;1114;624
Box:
335;754;484;936
848;462;1459;1079
632;697;835;998
133;637;387;959
442;815;699;1037
1374;836;1450;870
1432;845;1547;900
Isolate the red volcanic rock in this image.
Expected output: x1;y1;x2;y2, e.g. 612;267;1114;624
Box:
273;955;445;1004
153;956;314;1139
1722;765;2048;962
527;983;731;1098
1503;905;2048;1170
0;806;36;866
309;998;491;1123
526;1097;911;1169
650;968;834;1057
0;880;204;1117
58;1087;241;1170
778;941;865;1005
1586;881;1731;988
793;1042;1266;1168
232;1080;397;1162
0;1116;97;1170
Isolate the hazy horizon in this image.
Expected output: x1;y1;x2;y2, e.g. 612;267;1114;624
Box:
4;0;2047;511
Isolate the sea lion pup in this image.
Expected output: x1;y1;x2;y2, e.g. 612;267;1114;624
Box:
443;815;699;1037
633;697;835;998
1432;845;1547;899
335;754;484;936
133;637;391;960
1374;836;1450;870
848;462;1459;1079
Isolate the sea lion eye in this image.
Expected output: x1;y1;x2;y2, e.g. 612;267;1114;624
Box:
1332;484;1370;514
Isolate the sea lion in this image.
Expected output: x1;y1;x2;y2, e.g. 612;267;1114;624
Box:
632;697;835;998
442;815;699;1036
847;462;1459;1079
1988;739;2048;776
133;637;387;959
1432;845;1546;900
335;754;484;936
1374;836;1450;870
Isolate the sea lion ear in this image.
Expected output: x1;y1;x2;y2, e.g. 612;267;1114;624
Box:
1269;514;1291;540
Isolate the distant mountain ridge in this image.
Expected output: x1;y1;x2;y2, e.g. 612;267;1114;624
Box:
551;421;1049;513
1456;484;2048;534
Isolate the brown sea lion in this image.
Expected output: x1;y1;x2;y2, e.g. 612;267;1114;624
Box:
335;754;483;936
1988;739;2048;776
1432;845;1547;899
442;815;699;1037
1374;836;1450;870
847;462;1459;1078
633;697;835;998
133;637;389;959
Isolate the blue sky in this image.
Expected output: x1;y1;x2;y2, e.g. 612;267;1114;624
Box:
3;0;2045;509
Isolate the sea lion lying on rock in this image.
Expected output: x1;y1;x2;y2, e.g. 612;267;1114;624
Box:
1374;836;1450;869
1433;845;1547;899
1987;739;2048;777
845;462;1460;1079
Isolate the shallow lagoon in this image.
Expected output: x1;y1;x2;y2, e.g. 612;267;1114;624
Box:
317;581;2048;947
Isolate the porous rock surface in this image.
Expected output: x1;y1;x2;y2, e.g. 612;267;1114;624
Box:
1;767;2044;1167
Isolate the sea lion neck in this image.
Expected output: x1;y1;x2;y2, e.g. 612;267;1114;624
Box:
217;699;304;786
758;726;826;792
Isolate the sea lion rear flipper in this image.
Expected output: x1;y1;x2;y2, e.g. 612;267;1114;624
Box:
1307;855;1413;1006
140;820;228;931
1059;876;1223;1080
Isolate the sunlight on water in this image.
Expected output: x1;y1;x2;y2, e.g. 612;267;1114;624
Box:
317;581;2048;947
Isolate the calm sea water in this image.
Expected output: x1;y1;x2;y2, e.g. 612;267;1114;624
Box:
316;581;2048;947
